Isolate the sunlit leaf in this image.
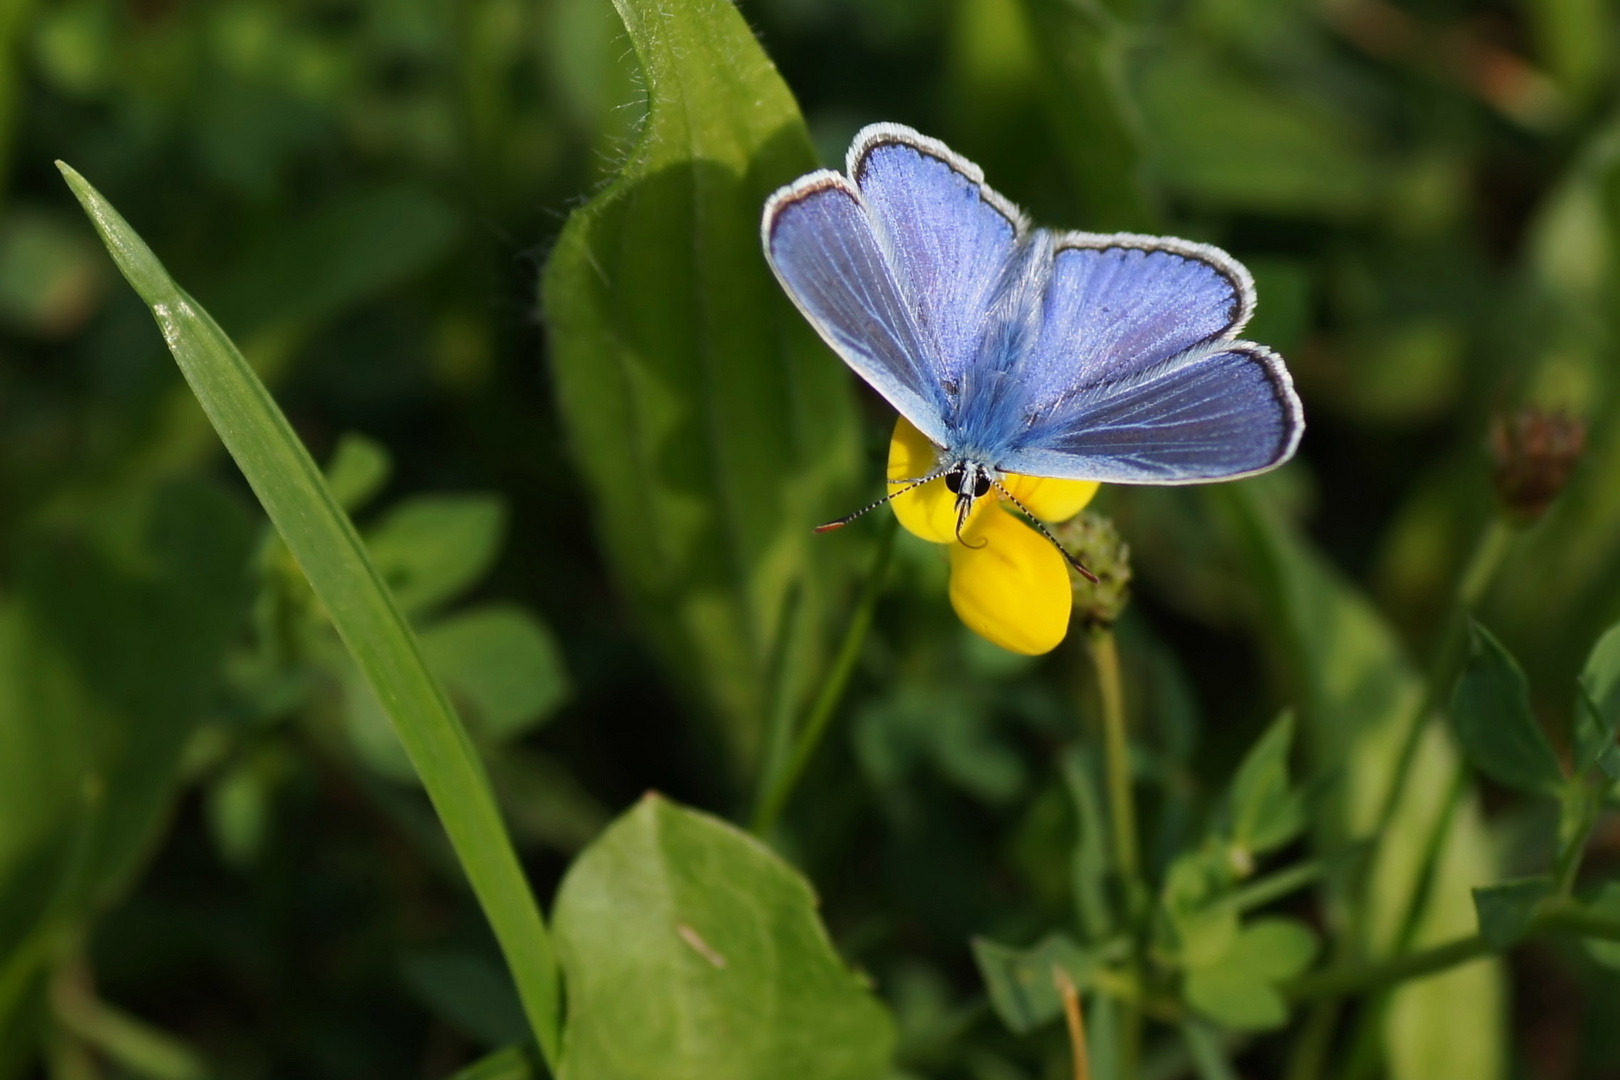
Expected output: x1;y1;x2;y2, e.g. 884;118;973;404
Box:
1224;711;1306;858
420;605;570;742
552;795;894;1079
541;0;861;776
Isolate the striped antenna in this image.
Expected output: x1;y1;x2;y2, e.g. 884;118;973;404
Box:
990;478;1100;583
814;469;949;533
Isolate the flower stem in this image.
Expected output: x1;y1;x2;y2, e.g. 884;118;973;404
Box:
1089;627;1139;885
1087;625;1142;1079
752;515;898;836
1287;900;1620;1004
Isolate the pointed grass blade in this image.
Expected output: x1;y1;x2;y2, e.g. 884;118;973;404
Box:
56;161;562;1067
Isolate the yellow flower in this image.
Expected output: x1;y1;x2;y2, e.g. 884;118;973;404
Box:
887;416;1099;656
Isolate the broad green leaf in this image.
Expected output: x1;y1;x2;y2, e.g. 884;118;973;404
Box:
551;795;894;1079
1225;711;1306;859
59;163;563;1065
1211;486;1503;1080
1473;876;1554;949
400;948;529;1049
971;934;1098;1035
1451;622;1565;795
541;0;860;776
325;432;393;513
1575;621;1620;776
420;605;571;743
364;494;506;617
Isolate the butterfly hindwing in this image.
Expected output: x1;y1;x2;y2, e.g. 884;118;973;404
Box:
997;341;1303;484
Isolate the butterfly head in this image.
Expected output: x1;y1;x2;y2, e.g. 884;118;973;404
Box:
942;460;994;544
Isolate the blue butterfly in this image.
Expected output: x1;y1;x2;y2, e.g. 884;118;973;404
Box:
761;124;1304;571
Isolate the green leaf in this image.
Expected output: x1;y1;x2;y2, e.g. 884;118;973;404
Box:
59;162;562;1066
551;795;894;1079
1183;967;1286;1032
324;433;393;513
1183;919;1316;1032
1451;622;1565;795
1582;883;1620;970
1237;918;1319;981
364;494;506;617
1575;621;1620;777
971;934;1098;1035
420;605;571;743
1225;711;1306;859
541;0;861;776
1472;876;1554;949
1157;852;1238;967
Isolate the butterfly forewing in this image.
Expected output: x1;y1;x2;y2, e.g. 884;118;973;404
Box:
762;172;952;446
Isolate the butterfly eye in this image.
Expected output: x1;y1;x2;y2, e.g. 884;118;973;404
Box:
973;473;991;498
944;467;965;495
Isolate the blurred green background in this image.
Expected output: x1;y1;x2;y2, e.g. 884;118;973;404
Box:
3;0;1620;1076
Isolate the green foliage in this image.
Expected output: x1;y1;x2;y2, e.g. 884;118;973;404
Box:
1183;919;1317;1032
1451;622;1565;795
1576;621;1620;777
4;0;1620;1075
971;934;1099;1035
542;0;860;776
551;795;894;1079
57;165;564;1064
1473;877;1555;949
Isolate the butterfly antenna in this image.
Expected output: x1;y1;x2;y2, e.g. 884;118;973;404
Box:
813;469;949;533
990;478;1100;583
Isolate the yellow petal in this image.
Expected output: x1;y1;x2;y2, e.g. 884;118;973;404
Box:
948;506;1072;655
1000;472;1100;523
888;415;989;543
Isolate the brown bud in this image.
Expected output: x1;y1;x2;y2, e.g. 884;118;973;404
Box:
1490;409;1585;522
1053;511;1132;628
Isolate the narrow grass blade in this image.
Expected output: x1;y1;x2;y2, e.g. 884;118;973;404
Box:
56;162;562;1067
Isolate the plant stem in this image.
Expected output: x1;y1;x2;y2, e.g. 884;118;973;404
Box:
1288;900;1620;1003
1553;781;1600;896
1087;625;1141;1079
752;515;897;835
1089;627;1139;884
